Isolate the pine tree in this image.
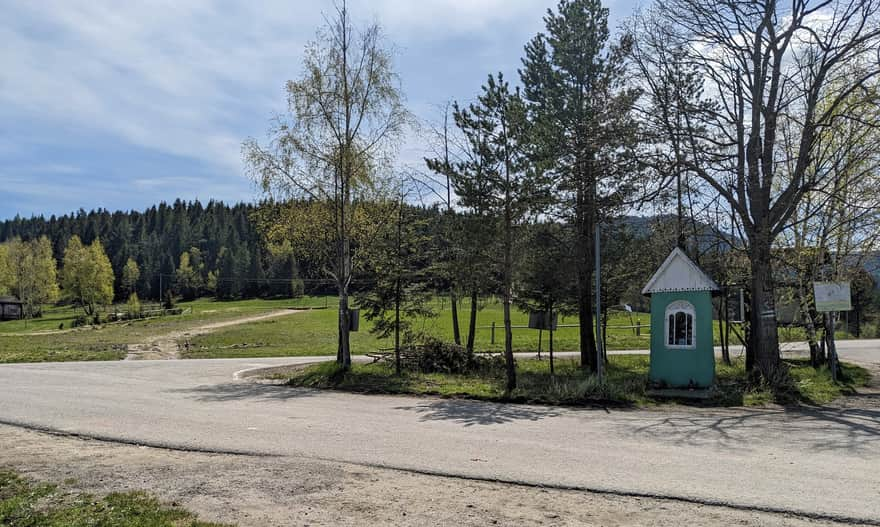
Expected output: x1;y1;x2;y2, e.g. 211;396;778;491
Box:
520;0;641;372
450;73;548;392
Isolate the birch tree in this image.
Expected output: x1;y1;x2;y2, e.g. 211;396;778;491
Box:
243;1;408;369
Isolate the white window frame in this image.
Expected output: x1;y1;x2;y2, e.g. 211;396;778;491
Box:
665;300;696;349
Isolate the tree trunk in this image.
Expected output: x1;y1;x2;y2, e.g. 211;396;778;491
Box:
804;309;822;367
450;291;461;345
747;239;780;380
395;275;401;376
502;291;515;393
466;290;478;353
825;312;839;381
549;320;555;376
338;290;351;369
576;229;598;373
720;288;731;366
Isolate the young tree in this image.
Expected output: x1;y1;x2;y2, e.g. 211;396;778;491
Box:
780;84;880;366
243;1;407;369
451;73;546;392
357;197;436;374
520;0;642;373
0;243;10;296
634;0;880;380
424;103;464;346
121;257;141;298
3;237;60;318
175;250;201;301
514;222;577;374
61;236;114;316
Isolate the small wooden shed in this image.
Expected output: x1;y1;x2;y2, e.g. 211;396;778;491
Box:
642;248;719;389
0;296;24;321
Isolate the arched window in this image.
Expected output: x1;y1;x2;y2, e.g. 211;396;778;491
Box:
665;301;695;349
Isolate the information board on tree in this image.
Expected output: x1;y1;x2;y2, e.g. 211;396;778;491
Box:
813;282;852;312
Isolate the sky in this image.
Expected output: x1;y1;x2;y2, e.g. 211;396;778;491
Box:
0;0;637;220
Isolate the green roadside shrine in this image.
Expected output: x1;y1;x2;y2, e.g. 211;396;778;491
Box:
642;247;720;392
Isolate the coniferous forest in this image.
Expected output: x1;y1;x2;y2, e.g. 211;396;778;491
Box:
0;200;300;302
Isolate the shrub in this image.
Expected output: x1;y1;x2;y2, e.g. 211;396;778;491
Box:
126;293;143;319
72;315;89;328
163;290;175;310
411;338;505;375
290;278;305;298
414;338;474;374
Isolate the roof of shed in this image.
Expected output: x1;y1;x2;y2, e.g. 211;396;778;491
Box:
642;247;720;295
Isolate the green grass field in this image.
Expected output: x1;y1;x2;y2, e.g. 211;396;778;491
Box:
0;297;329;363
0;295;868;364
180;295;844;359
181;297;654;359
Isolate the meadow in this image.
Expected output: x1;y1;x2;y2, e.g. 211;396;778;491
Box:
0;295;862;363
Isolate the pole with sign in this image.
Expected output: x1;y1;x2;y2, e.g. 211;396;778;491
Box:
813;282;852;382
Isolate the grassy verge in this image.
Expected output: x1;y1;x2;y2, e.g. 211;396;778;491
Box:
282;355;871;407
0;469;228;527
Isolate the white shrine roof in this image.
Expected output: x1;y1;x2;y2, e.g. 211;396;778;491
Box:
642;247;720;294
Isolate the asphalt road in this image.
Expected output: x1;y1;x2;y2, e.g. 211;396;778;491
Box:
0;342;877;523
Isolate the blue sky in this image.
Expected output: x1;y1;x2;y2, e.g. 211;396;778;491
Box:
0;0;637;220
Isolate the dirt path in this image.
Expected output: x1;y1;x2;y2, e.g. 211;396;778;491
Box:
125;309;303;360
0;425;862;527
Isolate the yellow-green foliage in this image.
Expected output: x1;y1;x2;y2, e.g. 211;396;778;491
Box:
61;235;115;315
127;293;143;317
121;257;140;296
0;237;60;314
0;244;9;296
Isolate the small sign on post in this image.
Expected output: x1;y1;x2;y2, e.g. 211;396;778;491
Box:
528;311;558;331
813;282;852;312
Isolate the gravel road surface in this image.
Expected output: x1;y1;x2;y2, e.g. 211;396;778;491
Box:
0;341;877;524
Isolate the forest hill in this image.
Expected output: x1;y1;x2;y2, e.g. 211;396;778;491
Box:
0;199;875;317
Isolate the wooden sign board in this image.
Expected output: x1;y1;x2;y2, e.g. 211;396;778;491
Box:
528;311;558;331
813;282;852;312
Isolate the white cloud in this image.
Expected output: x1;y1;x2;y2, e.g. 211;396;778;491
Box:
0;1;314;173
0;0;626;195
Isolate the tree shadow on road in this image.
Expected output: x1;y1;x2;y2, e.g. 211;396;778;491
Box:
166;382;319;403
628;403;880;453
393;399;564;427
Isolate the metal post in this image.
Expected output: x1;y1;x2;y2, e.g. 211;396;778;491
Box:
829;311;839;382
595;222;603;380
491;321;496;345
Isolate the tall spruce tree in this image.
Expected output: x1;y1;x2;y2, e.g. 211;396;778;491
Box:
520;0;641;372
